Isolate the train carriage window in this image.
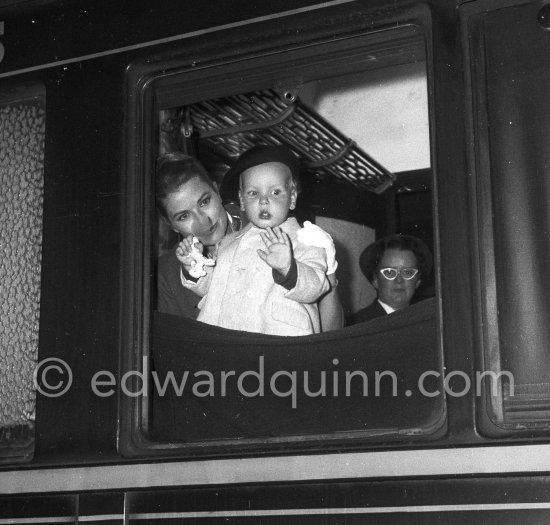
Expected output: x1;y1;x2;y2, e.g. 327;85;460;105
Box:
466;1;550;434
120;15;444;456
0;83;45;462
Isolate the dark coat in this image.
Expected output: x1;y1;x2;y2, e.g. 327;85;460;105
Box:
156;250;202;319
156;208;243;319
346;299;387;326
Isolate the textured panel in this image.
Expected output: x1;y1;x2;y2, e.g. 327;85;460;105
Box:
165;89;395;193
0;88;45;442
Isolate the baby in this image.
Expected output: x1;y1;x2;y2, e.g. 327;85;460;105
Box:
180;146;332;335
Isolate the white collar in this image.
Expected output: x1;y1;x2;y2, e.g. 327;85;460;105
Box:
378;299;397;314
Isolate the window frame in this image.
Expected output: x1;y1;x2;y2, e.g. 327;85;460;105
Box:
119;3;443;458
462;0;550;436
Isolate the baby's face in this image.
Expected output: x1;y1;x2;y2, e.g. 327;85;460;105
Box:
239;162;297;229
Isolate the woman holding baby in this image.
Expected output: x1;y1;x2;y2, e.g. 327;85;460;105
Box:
156;146;343;334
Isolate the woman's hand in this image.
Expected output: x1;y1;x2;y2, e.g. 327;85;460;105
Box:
175;235;202;264
175;236;213;278
258;226;293;276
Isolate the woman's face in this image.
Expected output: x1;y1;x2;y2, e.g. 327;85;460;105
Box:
372;248;421;310
162;176;228;247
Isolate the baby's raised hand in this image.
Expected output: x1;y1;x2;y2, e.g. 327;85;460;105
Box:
258;226;293;276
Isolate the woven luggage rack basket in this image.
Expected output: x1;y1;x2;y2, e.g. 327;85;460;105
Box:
186;89;395;193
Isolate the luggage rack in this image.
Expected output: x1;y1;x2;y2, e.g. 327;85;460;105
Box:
173;89;395;194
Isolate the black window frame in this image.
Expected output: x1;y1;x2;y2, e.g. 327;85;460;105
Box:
119;2;445;458
462;0;550;437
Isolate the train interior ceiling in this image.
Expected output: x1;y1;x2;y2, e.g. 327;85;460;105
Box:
155;56;433;318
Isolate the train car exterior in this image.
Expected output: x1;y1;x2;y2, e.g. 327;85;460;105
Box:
1;0;550;521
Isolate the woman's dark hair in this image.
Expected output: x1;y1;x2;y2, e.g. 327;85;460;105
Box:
359;234;433;283
155;153;214;219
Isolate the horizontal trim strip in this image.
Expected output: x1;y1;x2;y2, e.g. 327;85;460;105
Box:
0;0;357;79
130;503;550;518
2;444;550;494
4;503;550;524
0;518;74;524
78;515;124;522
